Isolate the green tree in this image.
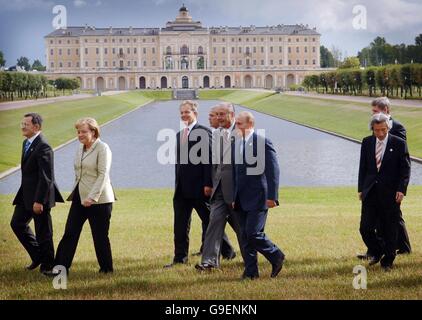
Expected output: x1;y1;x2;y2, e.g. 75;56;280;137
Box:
32;59;46;71
416;34;422;46
339;57;360;69
0;50;5;67
16;56;31;71
320;46;335;68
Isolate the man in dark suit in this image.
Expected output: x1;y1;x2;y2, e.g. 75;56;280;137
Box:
371;97;411;254
232;111;285;279
10;113;64;275
358;113;411;271
165;100;234;267
358;97;411;260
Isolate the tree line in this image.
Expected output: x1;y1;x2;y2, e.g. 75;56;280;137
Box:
320;34;422;68
0;72;80;101
302;64;422;99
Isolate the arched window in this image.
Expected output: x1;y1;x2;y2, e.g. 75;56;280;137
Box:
180;45;189;55
198;46;204;55
166;46;172;55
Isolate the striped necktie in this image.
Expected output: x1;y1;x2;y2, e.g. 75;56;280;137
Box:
23;139;31;157
375;140;383;171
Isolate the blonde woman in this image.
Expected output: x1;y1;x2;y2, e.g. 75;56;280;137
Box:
55;118;115;273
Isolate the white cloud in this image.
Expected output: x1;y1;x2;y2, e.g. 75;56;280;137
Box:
185;0;422;33
73;0;87;8
0;0;54;11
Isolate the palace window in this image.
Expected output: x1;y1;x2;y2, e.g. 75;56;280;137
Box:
180;45;189;55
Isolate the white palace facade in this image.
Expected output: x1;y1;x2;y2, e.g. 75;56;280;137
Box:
44;5;323;91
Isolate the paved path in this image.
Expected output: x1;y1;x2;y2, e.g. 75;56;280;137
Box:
0;90;128;111
1;100;422;194
285;91;422;108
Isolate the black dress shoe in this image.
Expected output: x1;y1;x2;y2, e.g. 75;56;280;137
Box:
222;252;236;260
99;268;113;274
271;256;284;278
368;256;382;266
195;263;216;271
25;261;41;271
356;253;370;260
397;249;411;255
40;269;60;277
242;273;259;280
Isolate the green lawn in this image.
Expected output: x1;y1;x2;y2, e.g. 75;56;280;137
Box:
214;93;422;159
1;186;421;299
0;91;155;172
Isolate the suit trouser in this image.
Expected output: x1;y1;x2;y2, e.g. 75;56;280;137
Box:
55;190;113;271
201;186;245;267
173;193;236;263
360;186;400;266
397;213;411;252
237;206;284;277
11;204;55;270
366;210;411;256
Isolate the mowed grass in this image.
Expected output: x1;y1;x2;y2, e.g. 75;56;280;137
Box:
1;187;422;300
0;91;155;172
219;93;422;159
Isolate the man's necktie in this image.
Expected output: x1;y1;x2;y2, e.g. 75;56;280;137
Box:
181;127;189;144
23;139;31;157
375;141;383;171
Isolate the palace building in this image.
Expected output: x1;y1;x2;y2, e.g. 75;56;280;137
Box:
44;5;322;91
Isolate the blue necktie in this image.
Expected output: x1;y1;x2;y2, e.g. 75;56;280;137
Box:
23;140;31;157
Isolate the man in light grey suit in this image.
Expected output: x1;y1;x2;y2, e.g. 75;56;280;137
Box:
195;102;245;270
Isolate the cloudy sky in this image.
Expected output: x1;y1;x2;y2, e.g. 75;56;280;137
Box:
0;0;421;66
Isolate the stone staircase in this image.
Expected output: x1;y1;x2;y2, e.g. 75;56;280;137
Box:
172;89;199;100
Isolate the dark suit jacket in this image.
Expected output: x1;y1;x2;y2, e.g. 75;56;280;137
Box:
174;123;212;199
13;133;64;210
390;118;407;141
233;133;280;212
358;134;410;202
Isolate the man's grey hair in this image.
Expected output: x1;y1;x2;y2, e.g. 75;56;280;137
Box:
216;102;235;113
371;97;390;113
370;112;392;130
